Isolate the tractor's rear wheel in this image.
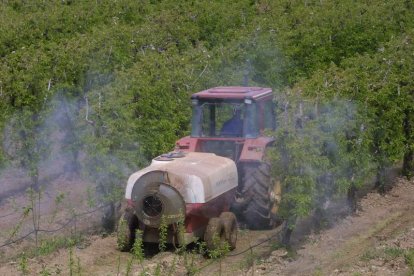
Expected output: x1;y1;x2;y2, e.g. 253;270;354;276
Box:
117;209;139;252
234;162;282;229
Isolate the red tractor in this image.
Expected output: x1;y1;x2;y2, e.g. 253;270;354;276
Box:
118;86;281;252
177;86;281;227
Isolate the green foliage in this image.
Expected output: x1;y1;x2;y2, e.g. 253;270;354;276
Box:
0;0;413;240
268;94;374;224
40;265;52;276
360;246;414;273
297;30;414;188
207;233;231;259
257;0;414;83
405;248;414;274
158;215;168;252
175;210;186;252
153;262;162;276
17;252;28;275
132;229;144;262
384;247;405;260
68;246;74;276
125;257;133;276
360;249;380;262
37;236;83;256
116;217;128;251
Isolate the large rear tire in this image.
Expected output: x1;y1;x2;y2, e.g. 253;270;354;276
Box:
234;162;282;229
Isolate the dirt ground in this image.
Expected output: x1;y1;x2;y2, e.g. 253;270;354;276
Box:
250;177;414;276
1;173;414;275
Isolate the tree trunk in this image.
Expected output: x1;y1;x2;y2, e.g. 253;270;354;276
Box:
402;109;414;179
347;184;357;213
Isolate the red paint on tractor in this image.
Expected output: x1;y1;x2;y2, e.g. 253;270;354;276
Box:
184;187;236;233
176;136;274;162
239;137;275;162
192;86;272;100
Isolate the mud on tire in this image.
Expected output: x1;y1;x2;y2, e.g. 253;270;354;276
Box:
233;162;282;230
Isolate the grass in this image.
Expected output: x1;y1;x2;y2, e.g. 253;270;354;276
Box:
37;236;83;256
313;267;323;276
404;248;414;274
360;246;405;262
360;249;381;262
359;246;414;274
384;247;405;260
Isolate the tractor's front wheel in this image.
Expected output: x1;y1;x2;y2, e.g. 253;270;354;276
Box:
219;212;237;250
204;217;225;252
117;209;139;252
233;162;282;229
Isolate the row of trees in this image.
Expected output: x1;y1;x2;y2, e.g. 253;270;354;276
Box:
265;1;414;239
0;1;413;234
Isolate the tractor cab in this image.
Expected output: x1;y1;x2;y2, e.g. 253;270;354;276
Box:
176;87;276;161
190;87;275;139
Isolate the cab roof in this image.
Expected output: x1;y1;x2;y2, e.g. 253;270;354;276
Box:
191;86;273;101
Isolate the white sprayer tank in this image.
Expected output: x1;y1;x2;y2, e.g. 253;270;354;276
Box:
125;152;238;228
125;152;238;204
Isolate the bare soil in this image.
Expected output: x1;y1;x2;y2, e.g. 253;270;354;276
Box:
1;171;414;275
251;177;414;276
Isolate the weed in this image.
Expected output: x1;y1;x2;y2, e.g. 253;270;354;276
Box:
38;236;75;256
40;265;52;276
159;215;167;252
10;197;19;212
285;246;298;260
255;258;265;265
116;254;121;275
153;262;162;276
384;247;404;260
405;248;414;274
176;211;186;253
77;256;82;275
125;257;133;276
123;228;146;275
197;240;207;255
116;216;128;250
68;246;74;276
360;249;380;261
313;267;323;276
86;186;96;208
183;251;198;275
8;204;31;241
270;241;284;251
208;232;230;259
237;228;250;237
53;264;62;275
26;187;42;250
49;192;66;223
240;247;256;271
132;229;144;262
167;255;177;276
17;252;29;275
